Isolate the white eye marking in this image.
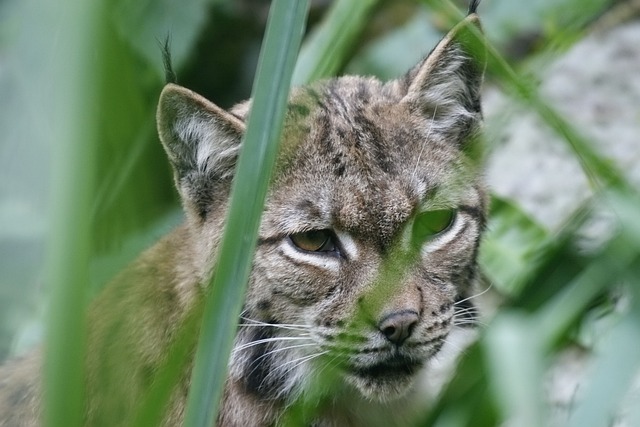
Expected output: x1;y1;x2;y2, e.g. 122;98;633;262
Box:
335;231;358;261
280;239;341;271
421;212;467;254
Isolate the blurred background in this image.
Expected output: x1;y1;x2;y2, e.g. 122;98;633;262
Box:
0;0;639;425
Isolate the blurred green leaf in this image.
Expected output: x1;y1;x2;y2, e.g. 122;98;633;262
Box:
89;208;182;296
628;394;640;427
292;0;380;84
535;238;638;350
113;0;210;78
417;344;498;427
480;197;549;296
43;0;105;425
346;8;442;80
484;313;546;427
474;0;612;49
568;308;640;427
184;2;309;426
91;25;176;258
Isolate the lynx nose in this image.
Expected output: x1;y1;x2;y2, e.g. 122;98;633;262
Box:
378;310;419;345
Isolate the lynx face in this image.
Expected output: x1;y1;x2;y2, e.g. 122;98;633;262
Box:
158;13;485;406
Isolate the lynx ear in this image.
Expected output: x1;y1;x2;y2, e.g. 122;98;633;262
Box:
157;84;245;218
403;13;485;144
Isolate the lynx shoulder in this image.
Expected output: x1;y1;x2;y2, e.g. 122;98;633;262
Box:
0;8;486;427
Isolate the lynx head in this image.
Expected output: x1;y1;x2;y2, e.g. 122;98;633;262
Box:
157;11;486;404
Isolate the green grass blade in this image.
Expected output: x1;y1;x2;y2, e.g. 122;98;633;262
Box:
567;309;640;427
292;0;380;85
413;344;498;427
182;2;309;427
567;237;640;427
479;197;549;296
535;240;638;350
484;313;546;427
43;1;104;426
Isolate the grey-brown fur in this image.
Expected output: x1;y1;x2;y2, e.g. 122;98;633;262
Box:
0;11;486;427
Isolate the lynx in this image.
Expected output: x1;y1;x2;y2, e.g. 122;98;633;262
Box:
0;3;486;426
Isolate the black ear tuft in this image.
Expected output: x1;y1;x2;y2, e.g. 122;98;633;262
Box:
160;35;177;84
468;0;481;15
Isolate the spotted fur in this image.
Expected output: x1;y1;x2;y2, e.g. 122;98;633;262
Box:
0;10;486;427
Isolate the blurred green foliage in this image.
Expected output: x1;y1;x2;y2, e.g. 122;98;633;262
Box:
0;0;638;425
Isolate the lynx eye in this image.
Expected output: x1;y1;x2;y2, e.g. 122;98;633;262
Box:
412;209;455;243
289;229;337;253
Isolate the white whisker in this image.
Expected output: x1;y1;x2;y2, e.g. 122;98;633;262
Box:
258;351;329;392
239;317;311;332
454;283;493;306
233;336;311;353
453;308;485;324
438;337;469;355
245;343;319;380
454;319;486;327
239;324;312;332
312;350;344;383
249;343;318;365
282;351;329;373
453;307;481;316
453;306;484;325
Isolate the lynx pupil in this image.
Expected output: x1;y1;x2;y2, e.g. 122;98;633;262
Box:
413;209;455;243
290;230;336;253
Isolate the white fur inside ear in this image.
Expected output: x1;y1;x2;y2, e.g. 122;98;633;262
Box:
402;14;484;142
412;50;478;135
173;114;241;180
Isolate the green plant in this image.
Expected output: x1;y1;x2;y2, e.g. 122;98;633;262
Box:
0;0;637;425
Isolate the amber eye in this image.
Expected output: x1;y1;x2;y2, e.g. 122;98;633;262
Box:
289;230;337;253
412;209;455;243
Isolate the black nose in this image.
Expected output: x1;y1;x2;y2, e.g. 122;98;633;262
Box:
378;310;419;345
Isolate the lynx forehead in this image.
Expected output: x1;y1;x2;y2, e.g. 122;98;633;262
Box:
264;76;480;249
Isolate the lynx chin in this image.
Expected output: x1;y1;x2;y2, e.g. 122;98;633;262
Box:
0;3;487;426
